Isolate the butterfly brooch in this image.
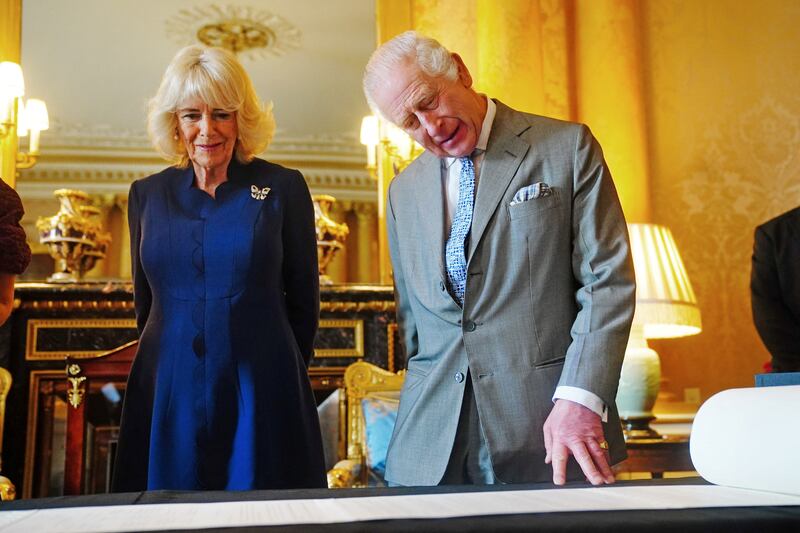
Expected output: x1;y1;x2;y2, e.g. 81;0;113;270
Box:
250;185;271;200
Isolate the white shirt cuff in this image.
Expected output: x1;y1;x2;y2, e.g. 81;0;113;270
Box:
553;386;608;422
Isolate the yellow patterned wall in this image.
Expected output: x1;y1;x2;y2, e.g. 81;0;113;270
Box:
382;0;653;218
644;0;800;400
0;0;21;188
377;0;800;401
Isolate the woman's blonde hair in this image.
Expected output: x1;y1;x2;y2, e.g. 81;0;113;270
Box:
147;45;275;168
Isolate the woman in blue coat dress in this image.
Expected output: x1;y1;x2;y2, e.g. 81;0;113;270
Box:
112;45;325;491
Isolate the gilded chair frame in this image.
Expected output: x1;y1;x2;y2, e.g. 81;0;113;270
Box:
0;367;15;500
328;361;405;488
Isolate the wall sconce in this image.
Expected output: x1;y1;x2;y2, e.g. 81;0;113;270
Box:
359;114;422;176
0;61;49;171
360;115;378;172
382;121;422;175
0;62;24;134
359;114;424;284
16;98;49;169
616;223;702;440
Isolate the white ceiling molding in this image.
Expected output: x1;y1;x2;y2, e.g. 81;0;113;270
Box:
17;130;375;202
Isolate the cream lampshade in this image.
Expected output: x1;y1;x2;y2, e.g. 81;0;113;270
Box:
20;98;49;153
0;61;25;98
0;61;50;170
616;223;702;439
0;61;24;126
359;115;379;169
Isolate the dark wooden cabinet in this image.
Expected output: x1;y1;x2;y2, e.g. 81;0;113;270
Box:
1;282;401;498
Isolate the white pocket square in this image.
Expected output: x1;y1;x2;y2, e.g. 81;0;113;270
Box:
510;182;552;205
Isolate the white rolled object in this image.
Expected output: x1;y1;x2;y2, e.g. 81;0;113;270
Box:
690;385;800;496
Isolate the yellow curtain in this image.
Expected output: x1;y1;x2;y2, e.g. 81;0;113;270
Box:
0;0;21;188
376;0;650;222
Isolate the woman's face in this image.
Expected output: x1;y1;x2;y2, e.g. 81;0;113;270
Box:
176;97;238;173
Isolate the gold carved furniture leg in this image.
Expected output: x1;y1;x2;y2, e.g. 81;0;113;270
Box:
64;362;87;495
0;366;16;500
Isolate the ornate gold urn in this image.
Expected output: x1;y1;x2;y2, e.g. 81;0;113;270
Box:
36;189;112;283
312;195;349;285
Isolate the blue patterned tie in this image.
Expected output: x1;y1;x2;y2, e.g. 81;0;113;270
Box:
445;156;475;306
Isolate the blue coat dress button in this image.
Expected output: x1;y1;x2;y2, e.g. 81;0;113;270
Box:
454;372;465;383
192;334;205;357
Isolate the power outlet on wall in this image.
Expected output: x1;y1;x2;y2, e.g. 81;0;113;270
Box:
684;387;701;404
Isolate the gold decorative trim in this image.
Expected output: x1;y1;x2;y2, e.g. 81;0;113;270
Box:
314;319;364;358
23;370;63;499
25;319;137;360
342;362;406;481
305;365;351;388
0;475;15;501
65;364;86;409
308;366;348;376
320;301;395;313
0;368;11;478
197;20;275;53
308;367;346;391
19;300;135;311
167;4;301;58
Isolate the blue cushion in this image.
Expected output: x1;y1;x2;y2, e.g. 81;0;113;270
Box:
361;392;400;479
755;372;800;387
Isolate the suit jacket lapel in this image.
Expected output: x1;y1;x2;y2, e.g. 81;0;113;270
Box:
411;151;447;276
468;101;531;261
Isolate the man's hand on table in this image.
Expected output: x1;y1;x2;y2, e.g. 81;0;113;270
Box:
543;399;615;486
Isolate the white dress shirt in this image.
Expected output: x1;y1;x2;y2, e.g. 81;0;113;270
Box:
440;96;608;421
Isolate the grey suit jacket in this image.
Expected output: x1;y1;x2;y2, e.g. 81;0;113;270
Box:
384;101;635;486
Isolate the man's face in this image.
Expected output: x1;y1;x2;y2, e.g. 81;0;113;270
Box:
372;55;486;158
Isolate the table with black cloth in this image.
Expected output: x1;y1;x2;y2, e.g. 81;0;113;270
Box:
2;478;800;532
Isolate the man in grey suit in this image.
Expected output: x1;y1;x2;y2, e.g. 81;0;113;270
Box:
363;32;635;486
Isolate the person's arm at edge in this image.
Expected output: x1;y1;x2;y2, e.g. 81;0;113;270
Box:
282;170;320;367
0;178;32;326
0;273;14;326
751;224;800;371
128;181;152;336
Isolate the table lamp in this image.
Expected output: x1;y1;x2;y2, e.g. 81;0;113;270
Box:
616;223;702;439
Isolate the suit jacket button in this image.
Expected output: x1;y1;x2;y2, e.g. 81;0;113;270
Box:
454;372;465;383
464;320;476;332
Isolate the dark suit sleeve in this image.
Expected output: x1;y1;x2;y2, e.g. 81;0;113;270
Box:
387;184;419;362
282;171;320;366
751;225;800;372
560;125;636;405
128;181;151;336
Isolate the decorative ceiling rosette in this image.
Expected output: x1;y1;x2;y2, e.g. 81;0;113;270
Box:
166;4;301;58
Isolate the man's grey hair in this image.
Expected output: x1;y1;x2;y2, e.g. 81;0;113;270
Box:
363;31;458;115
